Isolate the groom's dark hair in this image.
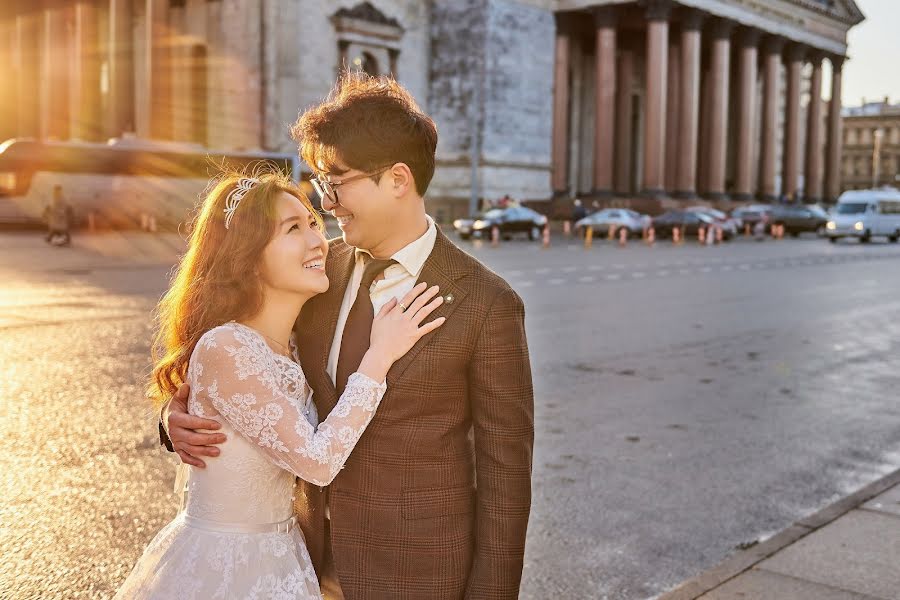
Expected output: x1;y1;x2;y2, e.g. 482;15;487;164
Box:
291;72;438;196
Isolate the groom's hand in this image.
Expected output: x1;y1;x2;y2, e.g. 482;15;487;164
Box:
166;383;226;468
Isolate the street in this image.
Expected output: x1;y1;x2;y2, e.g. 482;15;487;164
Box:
2;230;900;599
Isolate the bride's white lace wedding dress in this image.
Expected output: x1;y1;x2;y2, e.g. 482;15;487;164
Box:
115;322;387;599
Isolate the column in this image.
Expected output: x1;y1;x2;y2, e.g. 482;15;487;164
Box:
567;44;583;193
706;19;732;200
108;0;135;136
0;8;17;141
150;0;172;139
614;47;634;194
551;27;571;195
134;0;150;137
641;0;671;197
825;56;844;202
40;3;70;140
71;1;103;141
782;43;805;201
805;53;824;202
734;28;759;201
135;0;171;139
15;12;41;138
664;34;680;191
758;36;783;201
592;7;616;197
388;49;398;78
222;0;261;150
675;8;703;198
698;61;711;192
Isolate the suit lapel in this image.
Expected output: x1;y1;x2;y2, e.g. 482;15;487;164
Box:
387;229;469;386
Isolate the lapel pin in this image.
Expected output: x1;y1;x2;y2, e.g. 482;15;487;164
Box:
444;293;454;304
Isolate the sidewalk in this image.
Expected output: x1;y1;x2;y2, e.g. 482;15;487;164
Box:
661;469;900;599
0;230;186;272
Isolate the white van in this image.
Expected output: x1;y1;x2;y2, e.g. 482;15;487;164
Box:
825;188;900;243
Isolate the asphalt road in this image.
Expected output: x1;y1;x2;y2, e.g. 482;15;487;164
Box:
2;230;899;599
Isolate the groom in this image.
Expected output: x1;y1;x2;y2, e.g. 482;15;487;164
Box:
163;73;534;599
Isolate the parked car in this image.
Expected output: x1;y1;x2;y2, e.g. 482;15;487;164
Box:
731;204;773;232
770;204;829;236
452;206;548;240
686;206;741;236
575;208;651;237
825;188;900;243
652;210;732;240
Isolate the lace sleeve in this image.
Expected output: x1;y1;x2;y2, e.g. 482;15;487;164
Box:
191;325;387;486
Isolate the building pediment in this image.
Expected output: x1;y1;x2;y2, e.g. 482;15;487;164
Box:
788;0;865;25
331;2;404;42
333;2;402;29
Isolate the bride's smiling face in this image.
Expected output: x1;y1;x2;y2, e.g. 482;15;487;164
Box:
258;192;329;298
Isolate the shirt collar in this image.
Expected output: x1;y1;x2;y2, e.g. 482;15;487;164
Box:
357;215;437;278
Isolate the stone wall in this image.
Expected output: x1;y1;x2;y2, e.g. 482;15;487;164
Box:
266;0;431;154
429;0;554;221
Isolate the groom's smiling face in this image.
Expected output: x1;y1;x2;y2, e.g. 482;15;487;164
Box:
320;160;404;255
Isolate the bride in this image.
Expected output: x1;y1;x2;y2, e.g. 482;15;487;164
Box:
115;169;445;598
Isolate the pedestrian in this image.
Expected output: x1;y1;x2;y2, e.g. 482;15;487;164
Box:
43;185;73;246
754;212;769;241
573;198;587;222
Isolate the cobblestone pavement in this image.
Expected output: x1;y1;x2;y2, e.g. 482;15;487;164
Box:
2;231;900;599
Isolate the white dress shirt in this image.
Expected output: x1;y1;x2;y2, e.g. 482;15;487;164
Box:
326;215;437;384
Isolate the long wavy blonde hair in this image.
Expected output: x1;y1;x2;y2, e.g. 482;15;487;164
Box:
149;167;323;410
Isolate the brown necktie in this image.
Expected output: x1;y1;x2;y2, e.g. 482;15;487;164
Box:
336;253;396;395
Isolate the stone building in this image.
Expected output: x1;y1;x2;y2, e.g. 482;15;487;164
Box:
551;0;863;207
841;98;900;192
0;0;865;222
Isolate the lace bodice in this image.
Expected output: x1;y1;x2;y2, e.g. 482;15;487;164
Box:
182;322;387;524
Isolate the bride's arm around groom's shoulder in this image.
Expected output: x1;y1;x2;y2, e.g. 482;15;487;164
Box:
465;285;534;599
189;325;388;487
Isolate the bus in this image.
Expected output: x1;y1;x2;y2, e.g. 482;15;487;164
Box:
0;138;309;229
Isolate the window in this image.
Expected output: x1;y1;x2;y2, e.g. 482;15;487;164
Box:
361;52;379;76
880;201;900;215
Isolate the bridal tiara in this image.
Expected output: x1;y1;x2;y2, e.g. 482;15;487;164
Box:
223;177;261;230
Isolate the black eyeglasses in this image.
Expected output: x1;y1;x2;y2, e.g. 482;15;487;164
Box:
309;167;391;206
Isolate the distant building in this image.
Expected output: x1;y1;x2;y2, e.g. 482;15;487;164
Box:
841;98;900;192
0;0;865;223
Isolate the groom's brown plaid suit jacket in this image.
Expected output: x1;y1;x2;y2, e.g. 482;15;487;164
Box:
292;227;534;600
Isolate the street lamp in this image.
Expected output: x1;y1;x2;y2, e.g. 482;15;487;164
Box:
872;127;884;188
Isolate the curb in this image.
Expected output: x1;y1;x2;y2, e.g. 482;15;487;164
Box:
659;467;900;599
